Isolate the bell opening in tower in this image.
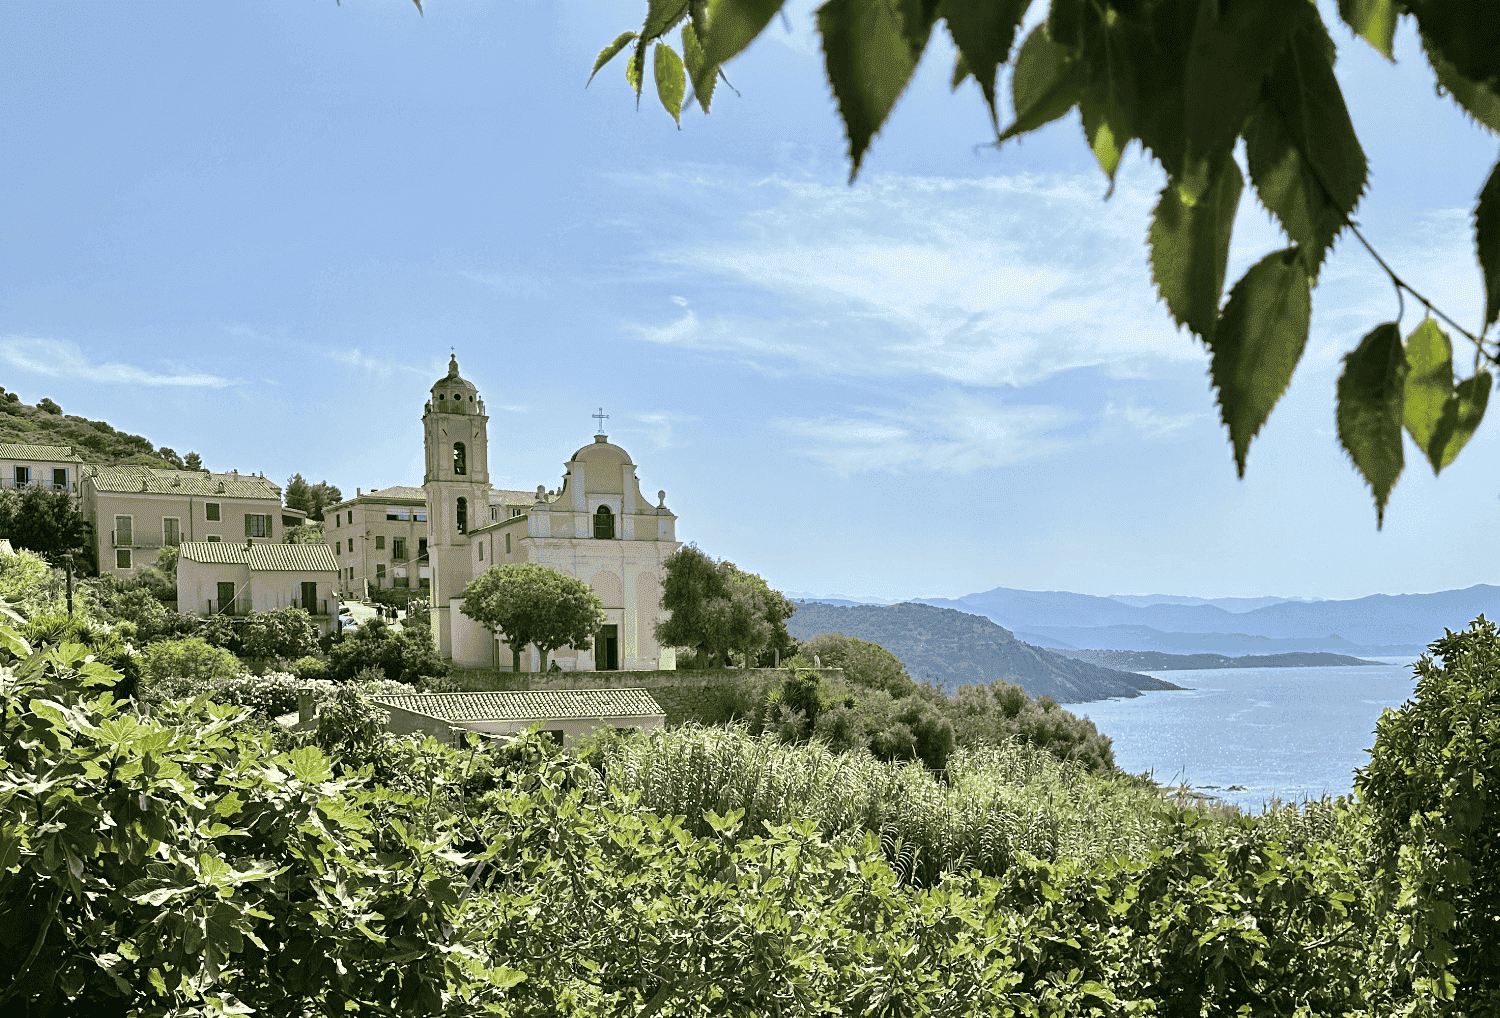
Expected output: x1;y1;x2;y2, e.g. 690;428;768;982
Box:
453;441;466;475
456;497;467;534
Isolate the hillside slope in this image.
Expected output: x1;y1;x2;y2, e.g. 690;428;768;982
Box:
0;389;186;466
787;602;1181;703
921;583;1500;650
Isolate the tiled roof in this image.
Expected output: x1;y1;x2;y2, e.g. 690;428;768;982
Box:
179;541;337;572
247;543;337;572
89;467;281;499
0;442;82;462
366;485;427;501
372;688;665;722
178;542;253;565
491;489;539;504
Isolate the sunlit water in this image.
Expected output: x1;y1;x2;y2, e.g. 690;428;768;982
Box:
1075;659;1419;813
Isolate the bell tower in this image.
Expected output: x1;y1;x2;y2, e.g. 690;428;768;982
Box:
422;353;490;658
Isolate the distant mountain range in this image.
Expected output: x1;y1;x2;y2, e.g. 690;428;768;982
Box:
794;584;1500;657
786;602;1182;703
1054;649;1380;671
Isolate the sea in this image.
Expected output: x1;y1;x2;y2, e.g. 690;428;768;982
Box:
1075;658;1421;813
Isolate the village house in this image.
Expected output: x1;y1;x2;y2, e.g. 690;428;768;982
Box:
0;442;84;494
81;466;306;580
176;541;339;634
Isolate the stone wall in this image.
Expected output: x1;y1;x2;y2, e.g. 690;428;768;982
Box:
446;667;844;727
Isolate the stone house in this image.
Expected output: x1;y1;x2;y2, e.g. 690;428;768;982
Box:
0;442;83;494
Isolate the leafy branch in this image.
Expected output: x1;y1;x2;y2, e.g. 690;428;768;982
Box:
592;0;1500;526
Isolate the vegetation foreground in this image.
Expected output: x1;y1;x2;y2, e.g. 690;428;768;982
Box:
2;559;1498;1014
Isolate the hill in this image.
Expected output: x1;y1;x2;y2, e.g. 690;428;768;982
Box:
1055;649;1381;671
0;388;189;467
787;602;1181;703
918;583;1500;653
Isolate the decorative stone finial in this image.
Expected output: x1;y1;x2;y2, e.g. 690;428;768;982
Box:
447;353;460;378
657;489;666;508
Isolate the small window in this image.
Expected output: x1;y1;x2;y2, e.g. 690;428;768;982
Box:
52;468;67;489
375;535;385;550
163;518;180;546
453;442;467;475
116;549;131;570
205;502;220;522
347;511;353;525
490;505;498;522
414;511;427;522
594;505;614;540
13;466;29;487
335;540;341;555
457;496;467;533
392;537;407;560
206;535;221;543
478;543;484;561
418;537;427;556
511;508;523;517
245;514;269;539
115;515;133;545
376;564;386;582
505;533;511;554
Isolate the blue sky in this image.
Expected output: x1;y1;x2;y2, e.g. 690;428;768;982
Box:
4;1;1497;601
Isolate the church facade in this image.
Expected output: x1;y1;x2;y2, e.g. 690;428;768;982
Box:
422;356;681;671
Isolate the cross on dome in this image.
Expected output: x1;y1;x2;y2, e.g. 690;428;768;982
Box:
593;408;609;434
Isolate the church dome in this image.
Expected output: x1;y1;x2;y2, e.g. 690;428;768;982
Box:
430;354;482;414
571;433;634;465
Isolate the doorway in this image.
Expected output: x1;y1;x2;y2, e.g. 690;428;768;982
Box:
301;582;319;614
598;624;618;671
217;581;236;615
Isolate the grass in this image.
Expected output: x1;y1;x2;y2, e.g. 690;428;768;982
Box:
590;724;1220;884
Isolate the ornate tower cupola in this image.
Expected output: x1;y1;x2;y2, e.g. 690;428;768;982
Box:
422;353;491;658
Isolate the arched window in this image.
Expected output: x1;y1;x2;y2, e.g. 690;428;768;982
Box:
457;497;467;534
593;504;615;540
453;442;467;475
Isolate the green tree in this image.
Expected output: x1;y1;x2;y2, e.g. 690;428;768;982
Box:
326;617;448;685
139;635;243;686
1357;616;1500;1011
156;446;185;469
285;473;343;521
460;563;605;672
35;397;60;415
239;605;320;661
655;545;794;667
799;632;919;697
285;521;326;544
597;0;1500;526
183;450;202;471
0;486;90;561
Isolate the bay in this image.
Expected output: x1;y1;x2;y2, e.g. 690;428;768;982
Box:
1076;659;1419;813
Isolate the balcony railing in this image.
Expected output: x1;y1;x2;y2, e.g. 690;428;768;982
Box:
290;598;332;616
0;478;76;492
112;532;176;550
207;599;249;617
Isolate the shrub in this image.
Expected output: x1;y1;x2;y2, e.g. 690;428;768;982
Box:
327;618;447;686
239;606;320;660
291;655;328;682
139;636;241;686
1358;616;1500;1011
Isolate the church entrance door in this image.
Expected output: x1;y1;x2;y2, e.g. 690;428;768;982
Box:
599;625;618;671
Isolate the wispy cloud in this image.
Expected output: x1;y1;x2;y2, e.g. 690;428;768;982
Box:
623;410;701;449
327;348;434;379
1100;400;1204;439
0;336;233;388
774;391;1078;475
624;167;1226;387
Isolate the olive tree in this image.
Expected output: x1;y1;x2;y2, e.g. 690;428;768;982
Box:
460;563;606;672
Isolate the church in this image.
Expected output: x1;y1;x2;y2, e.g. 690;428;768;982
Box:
420;356;681;671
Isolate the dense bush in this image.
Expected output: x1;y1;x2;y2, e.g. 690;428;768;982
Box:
327;617;448;686
238;605;320;660
0;628;504;1017
138;636;241;686
1358;616;1500;1012
797;631;919;697
91;583;197;643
